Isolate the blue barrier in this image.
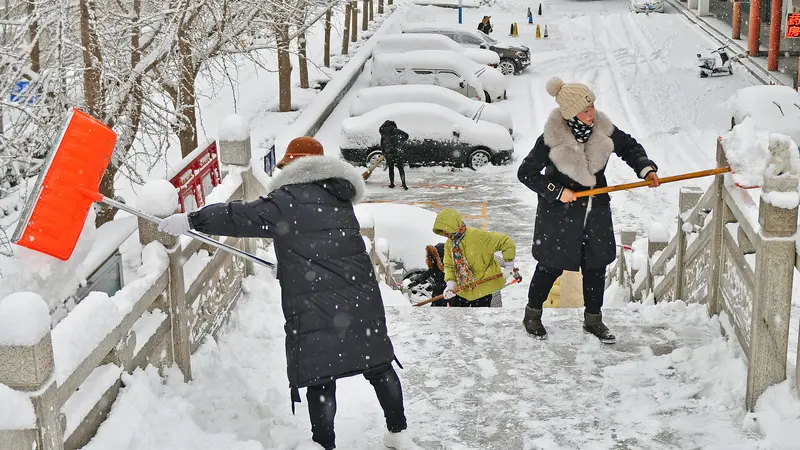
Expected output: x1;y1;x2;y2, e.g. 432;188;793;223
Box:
263;146;277;176
10;80;39;105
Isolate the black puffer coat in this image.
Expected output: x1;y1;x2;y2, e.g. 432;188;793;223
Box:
187;155;395;410
517;109;657;271
379;120;409;165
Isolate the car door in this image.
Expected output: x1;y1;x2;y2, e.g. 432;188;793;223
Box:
435;69;468;97
395;111;453;166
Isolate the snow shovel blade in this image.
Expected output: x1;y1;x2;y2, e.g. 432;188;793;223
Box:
12;108;275;269
12;108;118;260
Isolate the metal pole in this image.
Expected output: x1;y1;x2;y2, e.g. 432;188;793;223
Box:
458;0;462;23
100;196;275;269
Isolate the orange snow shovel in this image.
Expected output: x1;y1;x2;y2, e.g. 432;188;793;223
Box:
574;167;732;198
11;108;274;268
413;269;522;307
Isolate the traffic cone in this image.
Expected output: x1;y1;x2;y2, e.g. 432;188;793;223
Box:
510;23;514;35
514;23;519;36
538;3;542;15
536;23;541;38
544;24;548;38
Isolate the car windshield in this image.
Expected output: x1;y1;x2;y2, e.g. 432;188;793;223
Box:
481;33;498;45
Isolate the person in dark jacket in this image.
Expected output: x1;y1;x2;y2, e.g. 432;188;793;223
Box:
478;16;493;34
406;243;448;306
379;120;410;190
157;137;421;450
517;77;660;344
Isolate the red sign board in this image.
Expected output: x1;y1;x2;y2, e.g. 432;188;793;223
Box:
169;141;222;213
787;14;800;38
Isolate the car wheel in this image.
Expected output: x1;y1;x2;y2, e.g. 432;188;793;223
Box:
498;59;516;76
468;149;492;169
366;150;385;168
484;91;492;103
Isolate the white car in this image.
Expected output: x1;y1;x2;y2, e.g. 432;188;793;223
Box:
372;50;507;102
373;34;500;68
339;102;514;169
728;85;800;146
630;0;664;13
350;85;513;134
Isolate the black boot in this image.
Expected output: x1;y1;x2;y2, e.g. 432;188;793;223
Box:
523;306;547;339
583;312;616;344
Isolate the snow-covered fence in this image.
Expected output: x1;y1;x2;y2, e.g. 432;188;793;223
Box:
0;117;268;450
610;136;800;411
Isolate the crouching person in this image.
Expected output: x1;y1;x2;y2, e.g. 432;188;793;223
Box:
432;208;516;307
157;137;421;450
407;243;448;306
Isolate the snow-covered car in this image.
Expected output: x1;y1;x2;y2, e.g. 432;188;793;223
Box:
371;54;485;102
349;85;513;134
401;23;530;75
371;50;507;103
339;102;514;169
728;85;800;146
373;34;500;68
630;0;664;13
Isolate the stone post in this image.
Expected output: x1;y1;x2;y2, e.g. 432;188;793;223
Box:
620;231;636;301
708;140;728;316
138;201;192;382
218;115;260;277
746;174;799;411
0;294;64;450
675;187;703;301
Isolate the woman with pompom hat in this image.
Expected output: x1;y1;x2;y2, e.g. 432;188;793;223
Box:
157;136;422;450
517;77;661;344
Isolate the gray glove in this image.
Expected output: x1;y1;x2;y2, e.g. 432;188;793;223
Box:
501;261;515;279
158;213;190;236
443;280;457;299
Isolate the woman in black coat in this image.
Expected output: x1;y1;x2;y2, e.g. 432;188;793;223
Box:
157;137;421;450
517;78;660;344
379;120;410;190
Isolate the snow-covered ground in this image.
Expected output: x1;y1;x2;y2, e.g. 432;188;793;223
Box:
70;0;800;449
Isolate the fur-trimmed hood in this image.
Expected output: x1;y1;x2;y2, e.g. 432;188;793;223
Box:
268;155;366;204
543;108;616;187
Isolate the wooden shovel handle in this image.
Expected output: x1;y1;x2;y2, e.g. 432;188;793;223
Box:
413;273;504;307
574;167;731;198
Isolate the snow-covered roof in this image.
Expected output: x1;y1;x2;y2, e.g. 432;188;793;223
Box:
373;50;479;72
728;85;800;146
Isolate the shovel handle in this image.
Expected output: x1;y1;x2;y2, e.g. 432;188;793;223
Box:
100;196;276;269
414;270;515;307
574;167;731;198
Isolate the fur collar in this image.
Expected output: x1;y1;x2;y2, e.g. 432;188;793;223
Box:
543;109;615;187
268;155;366;204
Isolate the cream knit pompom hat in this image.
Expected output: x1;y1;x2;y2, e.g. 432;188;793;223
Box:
546;77;596;120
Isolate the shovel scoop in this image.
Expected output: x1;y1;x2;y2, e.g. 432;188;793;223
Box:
12;108;274;268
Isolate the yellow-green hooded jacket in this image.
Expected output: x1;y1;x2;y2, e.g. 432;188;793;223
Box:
432;208;516;301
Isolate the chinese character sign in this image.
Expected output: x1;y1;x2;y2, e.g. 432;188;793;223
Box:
788;14;800;38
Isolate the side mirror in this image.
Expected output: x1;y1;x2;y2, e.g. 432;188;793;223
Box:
459;80;466;88
479;44;488;49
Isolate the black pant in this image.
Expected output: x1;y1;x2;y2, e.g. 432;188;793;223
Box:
526;263;606;314
432;293;492;307
388;162;406;188
306;363;407;450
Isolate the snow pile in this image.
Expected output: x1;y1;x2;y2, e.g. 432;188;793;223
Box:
137;180;179;217
0;383;35;430
0;292;51;346
354;203;446;270
721;117;800;196
0;208;98;317
51;242;169;384
218;114;250;142
728;85;800;146
648;222;670;243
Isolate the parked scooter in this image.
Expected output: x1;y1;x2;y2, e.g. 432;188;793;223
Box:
697;45;734;78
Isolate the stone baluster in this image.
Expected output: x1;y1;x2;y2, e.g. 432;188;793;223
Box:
138;195;191;382
0;293;64;450
746;174;799;411
674;186;703;301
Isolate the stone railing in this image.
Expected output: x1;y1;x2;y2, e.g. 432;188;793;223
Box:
0;123;265;450
606;138;798;411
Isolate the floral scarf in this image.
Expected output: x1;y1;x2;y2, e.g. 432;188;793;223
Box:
446;222;477;290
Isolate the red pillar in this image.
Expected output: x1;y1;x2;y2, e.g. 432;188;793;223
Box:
768;0;783;70
732;2;742;39
748;0;763;56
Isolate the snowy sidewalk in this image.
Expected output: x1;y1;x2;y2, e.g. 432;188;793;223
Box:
80;271;800;450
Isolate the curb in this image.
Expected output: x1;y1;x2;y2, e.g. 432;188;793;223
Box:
664;0;785;86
